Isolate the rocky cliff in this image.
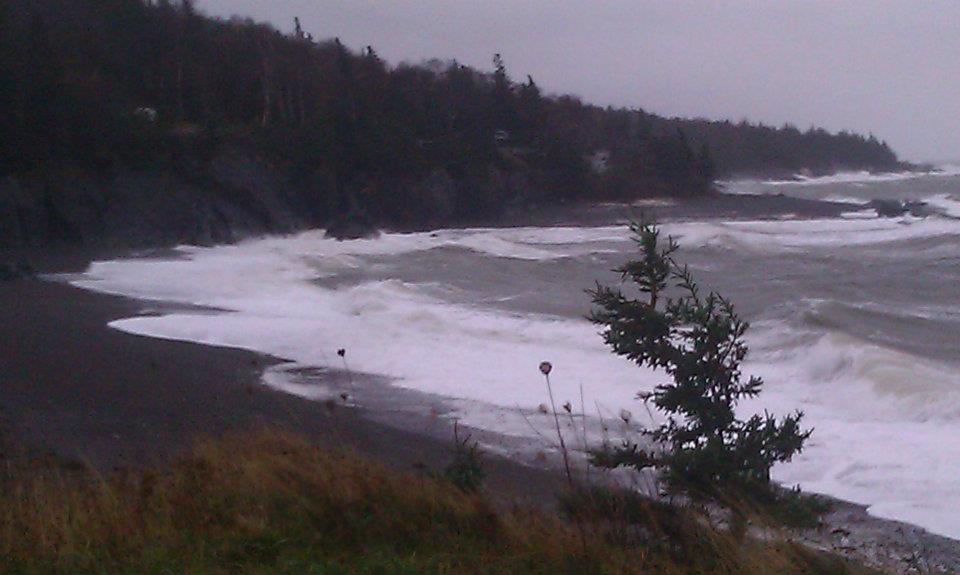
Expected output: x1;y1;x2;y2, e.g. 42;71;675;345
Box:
0;149;331;249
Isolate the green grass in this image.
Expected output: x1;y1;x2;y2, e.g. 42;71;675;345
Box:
0;430;884;574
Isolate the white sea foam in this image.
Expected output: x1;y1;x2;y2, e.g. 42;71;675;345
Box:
765;170;921;186
660;216;959;252
840;210;878;219
73;229;651;415
71;220;960;539
824;195;872;206
745;326;960;537
761;165;960;187
924;193;960;218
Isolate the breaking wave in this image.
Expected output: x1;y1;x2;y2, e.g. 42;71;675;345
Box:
662;216;960;252
70;219;960;538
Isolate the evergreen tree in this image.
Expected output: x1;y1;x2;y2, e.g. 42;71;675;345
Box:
518;74;545;144
696;142;716;187
589;220;811;495
0;0;902;231
490;53;516;133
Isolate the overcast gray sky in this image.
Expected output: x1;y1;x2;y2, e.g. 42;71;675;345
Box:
198;1;959;163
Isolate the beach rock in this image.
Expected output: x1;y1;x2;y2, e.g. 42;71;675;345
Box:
325;219;380;241
904;200;936;217
870;199;909;217
869;199;935;218
324;206;380;241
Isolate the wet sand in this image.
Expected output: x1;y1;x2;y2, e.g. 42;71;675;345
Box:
0;276;566;506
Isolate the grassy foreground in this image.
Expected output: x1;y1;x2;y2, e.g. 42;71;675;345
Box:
0;430;881;574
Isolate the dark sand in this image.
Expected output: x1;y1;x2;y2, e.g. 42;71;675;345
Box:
0;276;565;506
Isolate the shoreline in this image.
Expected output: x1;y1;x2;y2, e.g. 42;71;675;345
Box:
0;278;568;506
5;279;959;573
3;194;959;572
1;191;854;270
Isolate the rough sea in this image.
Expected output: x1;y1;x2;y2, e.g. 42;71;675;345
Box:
72;167;960;538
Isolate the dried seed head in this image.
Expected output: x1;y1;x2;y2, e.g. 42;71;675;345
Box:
539;361;552;375
537;403;549;414
337;348;346;358
562;401;572;413
619;409;633;423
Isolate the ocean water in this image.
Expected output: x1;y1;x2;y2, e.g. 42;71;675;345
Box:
71;169;960;538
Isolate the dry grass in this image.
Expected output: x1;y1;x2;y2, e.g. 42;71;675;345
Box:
0;430;884;574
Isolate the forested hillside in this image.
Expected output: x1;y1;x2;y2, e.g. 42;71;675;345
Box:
0;0;903;246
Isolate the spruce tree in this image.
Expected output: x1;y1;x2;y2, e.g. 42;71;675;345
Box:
589;220;811;496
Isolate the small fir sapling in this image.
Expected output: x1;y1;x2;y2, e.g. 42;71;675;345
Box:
588;220;811;497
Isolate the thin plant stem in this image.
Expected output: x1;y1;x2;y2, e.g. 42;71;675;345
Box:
595;401;610;448
340;357;354;387
579;383;590;483
543;373;573;488
517;405;556;447
565;409;583;481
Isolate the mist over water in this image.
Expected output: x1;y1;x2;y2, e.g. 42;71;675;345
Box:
72;169;960;538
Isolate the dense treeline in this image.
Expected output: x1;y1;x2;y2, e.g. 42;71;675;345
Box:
668;117;900;178
0;0;902;233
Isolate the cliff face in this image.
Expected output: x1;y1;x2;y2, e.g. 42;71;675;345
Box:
0;149;330;249
0;148;547;249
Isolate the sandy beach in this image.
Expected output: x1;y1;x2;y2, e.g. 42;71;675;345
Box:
0;270;570;511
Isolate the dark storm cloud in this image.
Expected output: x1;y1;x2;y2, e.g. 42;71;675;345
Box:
197;1;960;162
